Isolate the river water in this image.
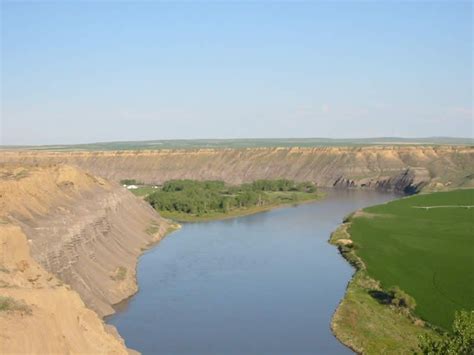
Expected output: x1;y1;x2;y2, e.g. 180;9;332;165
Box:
107;189;396;355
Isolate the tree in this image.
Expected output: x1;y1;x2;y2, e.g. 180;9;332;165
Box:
146;179;316;217
418;310;474;354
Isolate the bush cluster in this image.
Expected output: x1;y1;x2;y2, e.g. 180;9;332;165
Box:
388;286;417;310
0;296;32;314
146;179;316;216
244;179;316;193
419;310;474;354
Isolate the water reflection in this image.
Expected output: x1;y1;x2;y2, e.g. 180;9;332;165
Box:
108;189;396;355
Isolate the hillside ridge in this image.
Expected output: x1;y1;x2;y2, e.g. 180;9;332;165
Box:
0;164;172;353
2;145;472;193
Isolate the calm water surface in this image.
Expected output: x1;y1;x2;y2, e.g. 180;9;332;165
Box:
108;189;396;355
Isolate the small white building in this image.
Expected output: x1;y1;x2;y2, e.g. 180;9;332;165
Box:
126;185;138;190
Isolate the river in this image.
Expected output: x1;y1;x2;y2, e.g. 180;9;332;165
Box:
107;189;396;354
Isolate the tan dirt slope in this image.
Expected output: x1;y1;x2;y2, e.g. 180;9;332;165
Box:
0;165;172;353
2;145;473;192
0;224;129;354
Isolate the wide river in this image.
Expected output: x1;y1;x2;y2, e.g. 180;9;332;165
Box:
108;189;396;354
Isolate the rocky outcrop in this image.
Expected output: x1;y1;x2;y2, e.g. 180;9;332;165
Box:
333;167;431;193
1;146;473;193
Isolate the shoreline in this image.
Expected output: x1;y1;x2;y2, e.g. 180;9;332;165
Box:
156;193;325;223
106;195;324;317
328;212;436;354
108;191;432;354
104;195;325;353
104;222;182;354
106;222;182;317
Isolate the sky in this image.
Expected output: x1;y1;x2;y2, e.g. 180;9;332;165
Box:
1;1;472;145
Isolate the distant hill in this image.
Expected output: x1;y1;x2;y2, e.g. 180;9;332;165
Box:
2;137;473;151
2;145;473;193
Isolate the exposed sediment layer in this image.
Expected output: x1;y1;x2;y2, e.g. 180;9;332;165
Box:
0;164;172;353
2;146;473;193
0;224;129;354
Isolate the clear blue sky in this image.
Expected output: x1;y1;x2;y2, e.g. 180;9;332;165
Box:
1;1;472;145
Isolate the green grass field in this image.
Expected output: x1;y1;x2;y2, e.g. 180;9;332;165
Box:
349;189;474;330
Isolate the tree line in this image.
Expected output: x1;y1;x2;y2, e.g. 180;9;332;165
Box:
145;179;317;216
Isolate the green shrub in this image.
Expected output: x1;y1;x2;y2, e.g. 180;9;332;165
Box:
145;223;160;235
248;179;316;192
389;286;417;310
145;179;317;217
0;296;32;314
110;266;127;281
418;310;474;354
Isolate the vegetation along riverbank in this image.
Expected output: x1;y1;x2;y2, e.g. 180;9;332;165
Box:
126;179;321;222
330;189;474;354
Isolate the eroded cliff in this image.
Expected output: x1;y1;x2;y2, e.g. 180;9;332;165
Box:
0;165;172;353
0;224;129;354
1;146;472;193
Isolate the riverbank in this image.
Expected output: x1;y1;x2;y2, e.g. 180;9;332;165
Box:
135;179;323;222
327;189;474;354
329;220;434;353
157;192;324;222
0;165;176;353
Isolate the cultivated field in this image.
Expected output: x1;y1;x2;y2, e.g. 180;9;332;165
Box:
349;189;474;330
